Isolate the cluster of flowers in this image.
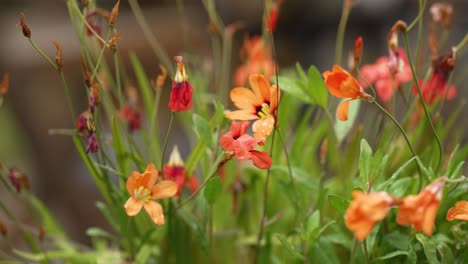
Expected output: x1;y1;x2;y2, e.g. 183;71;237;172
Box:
345;178;467;241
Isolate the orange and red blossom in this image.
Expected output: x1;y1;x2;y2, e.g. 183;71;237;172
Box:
345;191;398;241
225;73;279;142
220;121;272;169
124;163;177;225
163;146;200;197
322;65;372;121
234;36;276;86
396;178;445;236
168;56;193;112
446;200;468;221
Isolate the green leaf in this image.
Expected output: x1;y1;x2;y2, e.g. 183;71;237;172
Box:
295;63;308;82
334;99;360;144
185;141;206;176
387;177;413;197
415;234;440;264
111;117;130;177
359;139;373;188
86;227;116;240
437;243;454;264
276;76;310;103
374;250;409;261
129;52;154;118
177;209;210;255
274;233;304;261
209;100;225;129
203;177;222;205
96;202;119;233
193;113;213;149
328;194;349;215
307;65;328;109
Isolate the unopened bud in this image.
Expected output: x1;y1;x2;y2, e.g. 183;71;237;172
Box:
109;0;120;28
0;73;9;97
81;57;92;87
52;41;63;70
155;64;168;90
108;30;120;50
353;36;363;67
391;20;408;33
174;56;188;83
18;13;31;38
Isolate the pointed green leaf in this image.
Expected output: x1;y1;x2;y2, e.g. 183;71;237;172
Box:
274;233;304;260
203;177;222;205
193;113;213;149
276;76;311;103
307;65;328;109
328;194;349;215
129;52;154;118
415;234;440;264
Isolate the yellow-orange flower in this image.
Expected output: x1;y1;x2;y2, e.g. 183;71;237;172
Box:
322;65;372;121
396;178;445;235
124;163;177;225
345;191;397;241
225;73;280;142
446;200;468;221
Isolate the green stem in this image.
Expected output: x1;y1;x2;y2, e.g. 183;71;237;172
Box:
334;2;351;65
91;31;113;82
372;100;423;191
160;112;175;178
128;0;174;75
275;127;298;208
28;39;57;71
59;71;77;121
149;89;162;161
407;0;427;31
69;1;109;47
402;31;443;175
455;33;468;51
362;240;370;264
113;50;124;109
176;153;226;209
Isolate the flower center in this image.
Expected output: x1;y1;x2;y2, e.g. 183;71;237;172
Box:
257;103;271;118
133;186;151;202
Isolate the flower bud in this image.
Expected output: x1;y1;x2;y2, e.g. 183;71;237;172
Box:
353;36;363;67
155;64;168;90
52;41;63;70
109;0;120;28
0;73;9;97
18;13;31;38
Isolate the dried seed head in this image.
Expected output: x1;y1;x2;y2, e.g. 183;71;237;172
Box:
108;30;120;50
52;41;63;70
109;0;120;28
18;13;31;38
81;57;92;88
0;73;9;97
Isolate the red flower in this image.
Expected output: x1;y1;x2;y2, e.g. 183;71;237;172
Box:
360;48;412;102
413;50;456;104
163;146;199;197
220;121;272;169
122;105;142;132
76;111;99;153
168;56;193;112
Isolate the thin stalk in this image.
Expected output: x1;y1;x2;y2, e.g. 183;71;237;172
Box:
28;39;57;71
160;112;175;179
59;72;77;121
407;0;427;31
373;100;423;191
128;0;174;75
69;1;109;47
334;2;352;65
275;127;298;208
350;238;357;264
149;89;162;161
403;32;443;175
455;33;468;51
91;31;113;82
362;241;370;264
176;153;226;209
113;51;124;109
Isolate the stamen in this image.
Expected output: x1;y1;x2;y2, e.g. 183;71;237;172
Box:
133;186;151;202
257;103;271;118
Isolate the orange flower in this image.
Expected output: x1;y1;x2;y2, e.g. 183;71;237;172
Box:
396;178;445;235
446;200;468;221
225;73;280;142
322;65;373;121
124;163;177;225
345;191;397;241
234;36;276;86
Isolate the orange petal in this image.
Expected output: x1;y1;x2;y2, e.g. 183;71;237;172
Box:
269;84;280;115
225;109;259;121
144;163;159;188
143;201;165;225
230;87;262;111
124;197;143;216
323;65;361;98
126;171;141;194
446;200;468;221
252;117;274;141
249;73;271;103
151;180;178;200
336;99;352;121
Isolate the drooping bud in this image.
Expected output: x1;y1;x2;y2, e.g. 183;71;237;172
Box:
391;20;408;33
155;64;168;90
7;167;30;193
109;0;120;28
0;73;9;97
18;13;31;38
353;36;363;67
52;41;63;70
168;56;193;112
387;30;403;75
85;133;99;153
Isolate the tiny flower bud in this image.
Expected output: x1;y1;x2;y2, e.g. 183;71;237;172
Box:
81;57;92;88
0;73;9;97
90;82;100;106
266;0;283;33
18;13;31;38
8;168;30;193
108;30;120;50
109;0;120;28
354;36;363;67
86;133;99;153
155;64;168;90
52;41;63;70
391;20;408;33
